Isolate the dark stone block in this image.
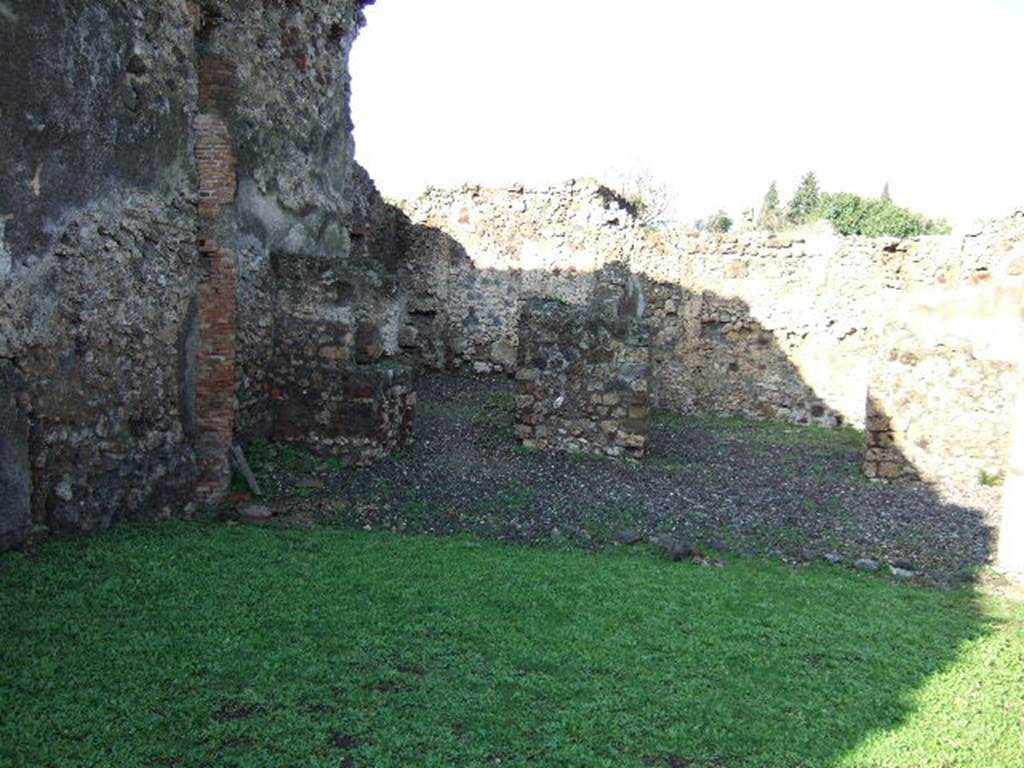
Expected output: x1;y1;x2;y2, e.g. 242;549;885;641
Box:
342;400;379;436
0;362;31;550
354;322;383;363
272;392;317;440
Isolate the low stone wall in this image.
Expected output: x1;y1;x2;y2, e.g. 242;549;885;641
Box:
272;364;415;465
514;296;651;459
865;284;1023;486
267;239;416;465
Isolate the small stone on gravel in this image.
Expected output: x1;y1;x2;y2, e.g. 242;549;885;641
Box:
854;558;880;571
665;543;704;562
823;552;843;563
890;566;916;579
238;504;273;520
614;529;643;545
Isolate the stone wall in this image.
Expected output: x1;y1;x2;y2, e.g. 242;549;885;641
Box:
0;1;200;540
273;364;415;464
0;361;31;549
399;184;1023;434
194;0;398;499
864;213;1024;486
514;291;651;459
398;181;639;375
3;2;1020;553
0;0;393;549
865;284;1024;486
269;244;415;464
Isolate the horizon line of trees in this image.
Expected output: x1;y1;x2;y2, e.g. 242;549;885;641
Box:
613;168;952;238
755;172;951;238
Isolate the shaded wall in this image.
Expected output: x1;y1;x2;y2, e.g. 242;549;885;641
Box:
0;1;200;540
515;273;652;460
0;0;389;548
396;185;1024;498
398;183;1023;431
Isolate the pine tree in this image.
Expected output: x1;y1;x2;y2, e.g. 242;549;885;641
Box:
786;171;821;226
757;181;782;231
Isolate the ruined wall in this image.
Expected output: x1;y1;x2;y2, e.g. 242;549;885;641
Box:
0;1;200;541
864;285;1022;484
0;0;388;548
865;213;1024;486
515;291;651;460
399;182;1015;429
192;1;404;456
0;361;31;549
397;181;637;374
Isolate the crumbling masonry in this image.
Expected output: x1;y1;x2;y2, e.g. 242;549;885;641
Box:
0;0;411;545
1;2;1022;573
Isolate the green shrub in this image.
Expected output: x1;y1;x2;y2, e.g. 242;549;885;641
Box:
816;192;949;238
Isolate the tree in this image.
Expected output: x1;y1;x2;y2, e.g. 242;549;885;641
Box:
757;181;782;231
611;168;673;229
697;210;732;233
786;171;821;226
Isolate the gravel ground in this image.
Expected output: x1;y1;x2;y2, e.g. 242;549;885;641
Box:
246;372;1002;584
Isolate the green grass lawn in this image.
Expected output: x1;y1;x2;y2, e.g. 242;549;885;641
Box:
1;521;1022;767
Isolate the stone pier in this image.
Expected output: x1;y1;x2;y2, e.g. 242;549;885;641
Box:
514;289;651;460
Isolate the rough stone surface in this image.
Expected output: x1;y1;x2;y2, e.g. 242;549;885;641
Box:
0;361;31;549
998;288;1024;576
0;2;200;537
0;0;395;548
399;184;1023;432
238;503;273;521
613;529;643;545
514;284;651;460
192;0;394;498
273;363;416;465
865;283;1023;487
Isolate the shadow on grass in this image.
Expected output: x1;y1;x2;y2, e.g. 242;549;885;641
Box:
2;520;1020;767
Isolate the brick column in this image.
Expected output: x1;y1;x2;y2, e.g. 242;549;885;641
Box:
195;237;237;501
193;51;238;503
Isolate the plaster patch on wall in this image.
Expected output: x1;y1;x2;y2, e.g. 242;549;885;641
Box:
30;162;42;197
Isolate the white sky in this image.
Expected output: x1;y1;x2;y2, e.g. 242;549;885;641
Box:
351;0;1024;227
